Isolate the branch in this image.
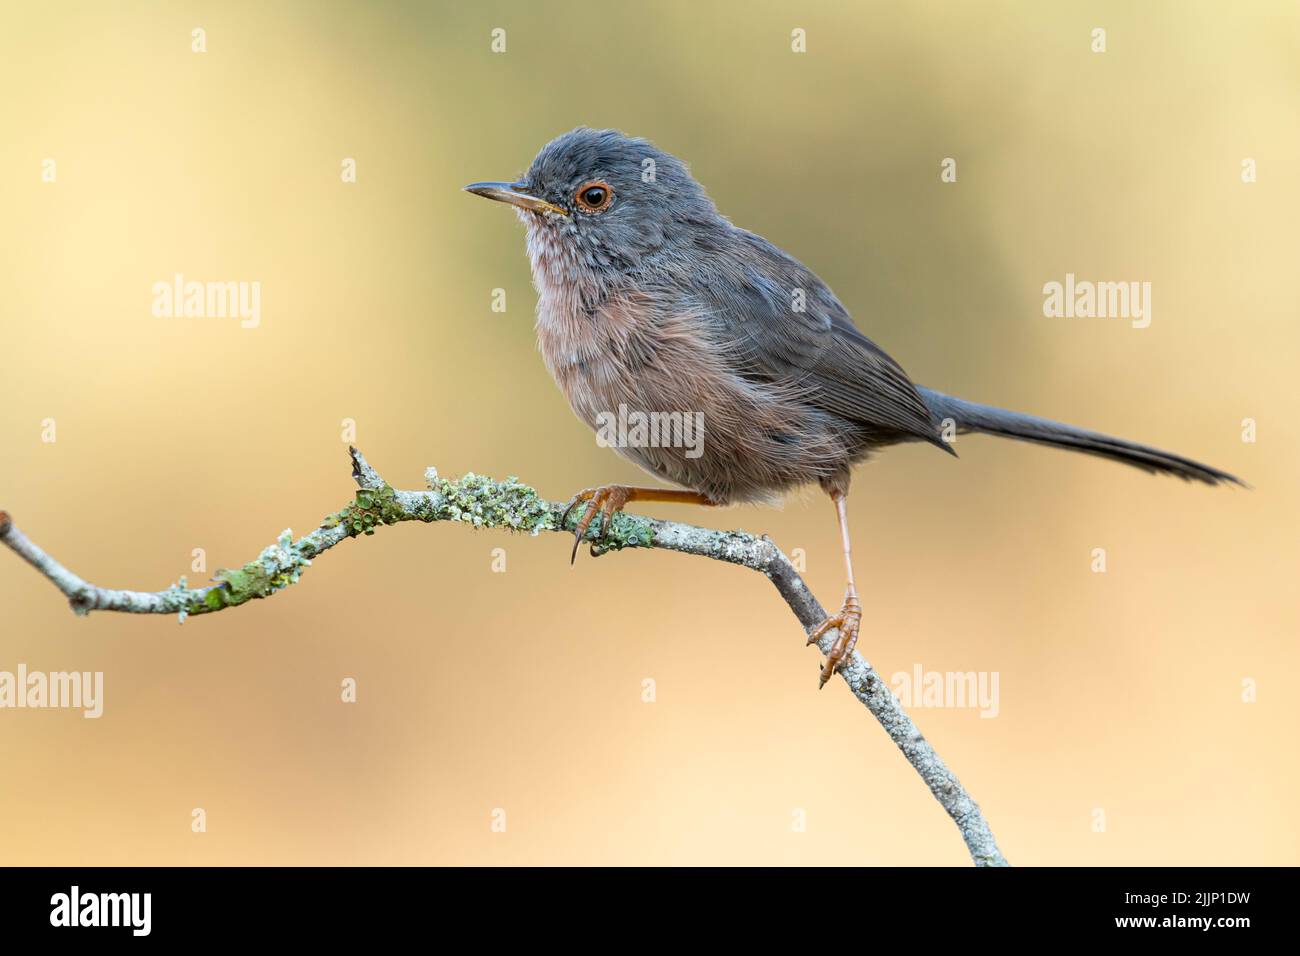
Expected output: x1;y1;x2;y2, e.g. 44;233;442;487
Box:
0;447;1008;866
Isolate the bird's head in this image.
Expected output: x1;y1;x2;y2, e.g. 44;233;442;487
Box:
464;128;723;281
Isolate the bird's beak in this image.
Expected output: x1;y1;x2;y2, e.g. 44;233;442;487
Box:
462;181;569;217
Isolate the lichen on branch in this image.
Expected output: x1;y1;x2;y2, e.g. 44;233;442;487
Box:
0;446;1008;867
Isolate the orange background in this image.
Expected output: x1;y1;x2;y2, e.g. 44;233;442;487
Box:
0;1;1296;865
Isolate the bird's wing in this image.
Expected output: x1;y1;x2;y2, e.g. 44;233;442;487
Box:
684;228;943;445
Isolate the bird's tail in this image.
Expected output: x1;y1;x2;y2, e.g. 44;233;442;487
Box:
916;386;1244;487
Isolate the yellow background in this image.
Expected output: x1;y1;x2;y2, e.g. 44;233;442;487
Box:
0;1;1296;865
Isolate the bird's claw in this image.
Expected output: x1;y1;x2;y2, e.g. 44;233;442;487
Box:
561;485;632;563
808;594;863;688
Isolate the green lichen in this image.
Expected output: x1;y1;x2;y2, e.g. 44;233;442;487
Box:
168;575;198;623
181;471;655;618
329;484;406;537
425;470;556;534
585;510;654;554
200;529;312;610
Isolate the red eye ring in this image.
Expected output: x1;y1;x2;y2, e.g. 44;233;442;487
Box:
574;180;614;213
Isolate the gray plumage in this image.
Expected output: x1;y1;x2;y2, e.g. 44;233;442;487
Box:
474;127;1239;501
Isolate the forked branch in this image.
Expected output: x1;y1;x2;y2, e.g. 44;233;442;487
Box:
0;447;1007;866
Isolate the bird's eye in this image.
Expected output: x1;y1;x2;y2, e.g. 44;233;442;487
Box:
575;181;613;213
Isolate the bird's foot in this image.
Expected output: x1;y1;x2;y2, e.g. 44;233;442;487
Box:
807;593;863;689
561;485;634;563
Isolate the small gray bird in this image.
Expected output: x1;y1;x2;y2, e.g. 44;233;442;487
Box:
465;127;1241;685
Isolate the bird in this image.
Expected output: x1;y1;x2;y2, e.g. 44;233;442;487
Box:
464;127;1242;687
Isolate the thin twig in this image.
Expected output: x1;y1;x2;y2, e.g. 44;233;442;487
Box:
0;447;1008;866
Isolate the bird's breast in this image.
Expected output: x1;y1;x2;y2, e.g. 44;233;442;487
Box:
532;285;854;504
523;222;862;501
534;287;653;423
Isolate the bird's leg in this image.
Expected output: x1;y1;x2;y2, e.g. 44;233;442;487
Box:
807;487;863;688
561;485;714;563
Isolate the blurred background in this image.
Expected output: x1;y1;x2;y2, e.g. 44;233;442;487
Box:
0;0;1296;865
